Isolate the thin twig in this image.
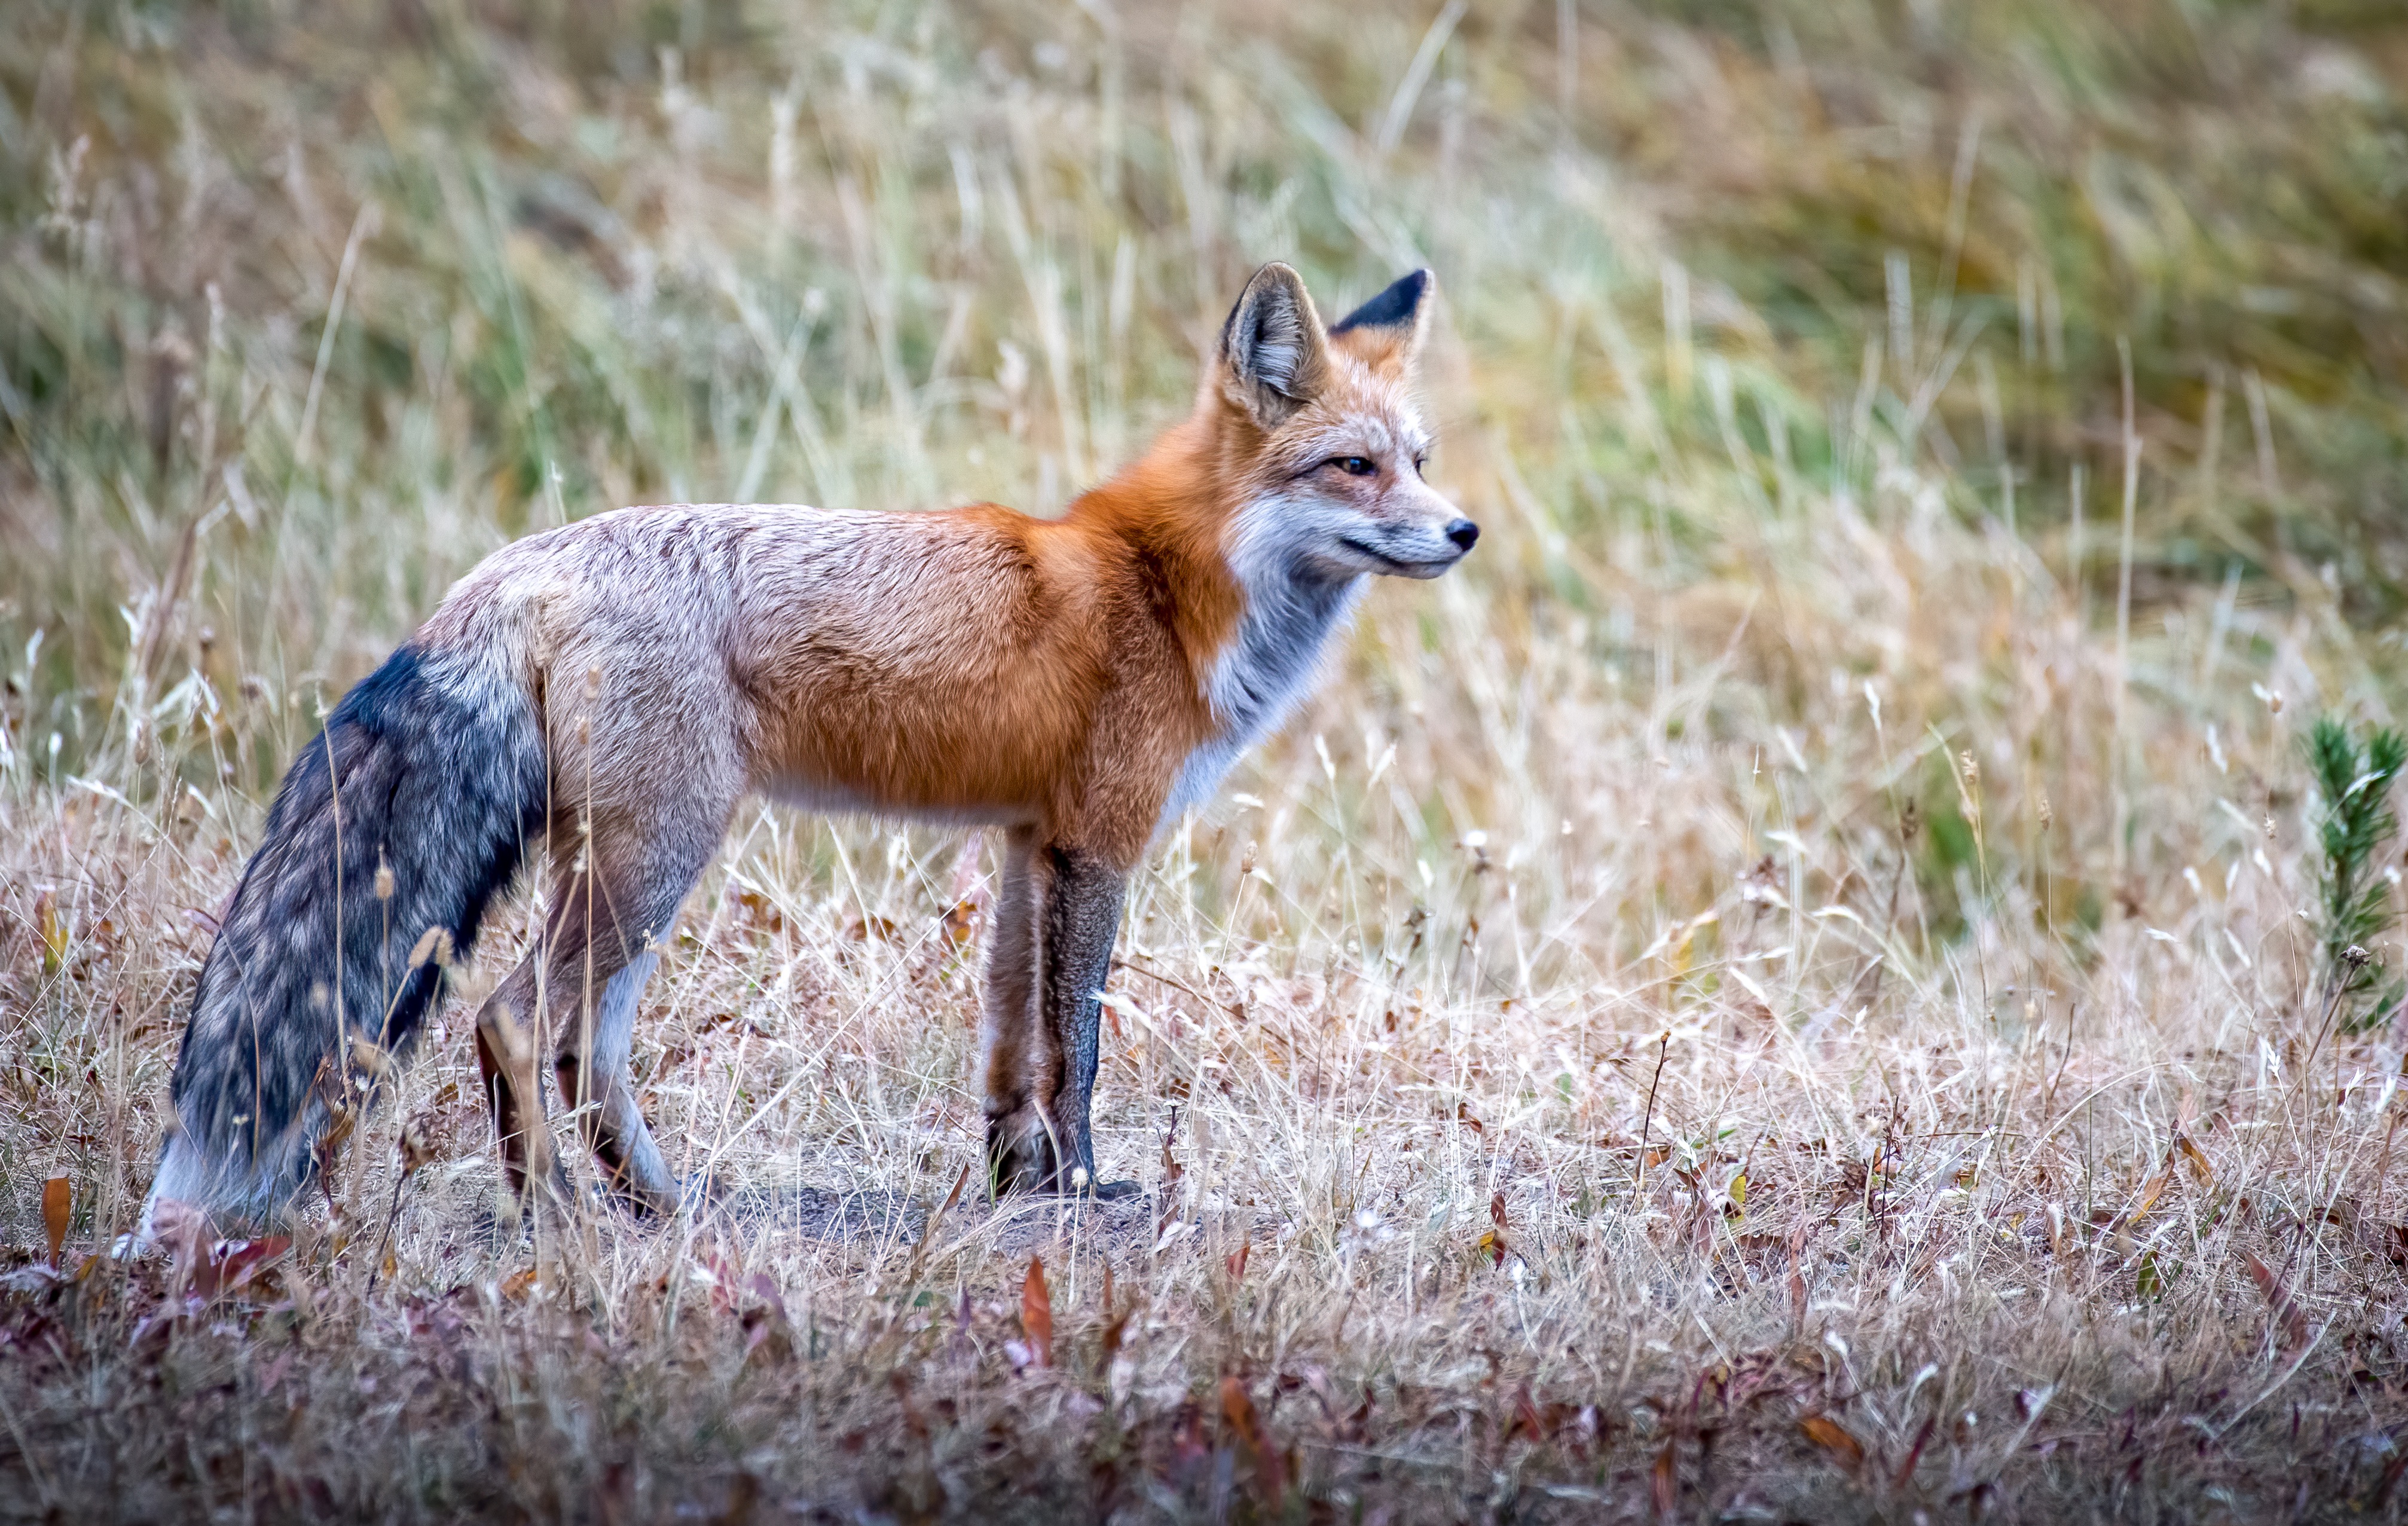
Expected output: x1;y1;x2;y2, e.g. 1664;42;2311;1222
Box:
1635;1030;1671;1198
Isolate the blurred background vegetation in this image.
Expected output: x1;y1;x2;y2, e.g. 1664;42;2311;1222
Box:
1;0;2404;923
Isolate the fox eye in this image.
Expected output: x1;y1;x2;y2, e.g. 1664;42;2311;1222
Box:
1330;455;1377;477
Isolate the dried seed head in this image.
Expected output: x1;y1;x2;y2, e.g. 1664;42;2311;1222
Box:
405;925;455;969
374;861;395;901
2037;796;2054;828
2345;944;2373;970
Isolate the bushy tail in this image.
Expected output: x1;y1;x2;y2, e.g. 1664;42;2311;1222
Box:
148;643;546;1227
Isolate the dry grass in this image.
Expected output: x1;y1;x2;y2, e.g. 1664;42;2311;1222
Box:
5;1;2408;1519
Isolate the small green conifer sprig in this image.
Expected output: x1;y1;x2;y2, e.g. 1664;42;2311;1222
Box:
2305;715;2407;1031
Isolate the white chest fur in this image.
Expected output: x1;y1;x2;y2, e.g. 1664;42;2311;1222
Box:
1160;556;1364;832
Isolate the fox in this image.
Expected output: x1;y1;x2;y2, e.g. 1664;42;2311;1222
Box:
146;262;1474;1228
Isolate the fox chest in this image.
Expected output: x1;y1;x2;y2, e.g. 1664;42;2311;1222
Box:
1160;576;1362;828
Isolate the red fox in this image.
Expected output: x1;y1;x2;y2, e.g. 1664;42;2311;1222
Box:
148;263;1473;1226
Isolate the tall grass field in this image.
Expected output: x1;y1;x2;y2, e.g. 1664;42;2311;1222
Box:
5;0;2408;1518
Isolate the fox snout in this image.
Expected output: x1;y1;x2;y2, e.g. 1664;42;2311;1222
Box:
1343;482;1478;579
1352;516;1476;577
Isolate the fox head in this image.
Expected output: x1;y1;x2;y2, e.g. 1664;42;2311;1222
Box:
1209;264;1476;582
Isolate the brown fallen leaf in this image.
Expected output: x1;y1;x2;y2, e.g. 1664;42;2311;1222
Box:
1220;1375;1287;1502
42;1177;69;1266
1651;1438;1677;1518
1226;1236;1251;1282
2172;1132;2214;1189
2129;1162;2173;1221
1100;1295;1137;1364
1800;1413;1866;1469
1021;1256;1054;1368
2242;1251;2310;1351
1219;1372;1262;1447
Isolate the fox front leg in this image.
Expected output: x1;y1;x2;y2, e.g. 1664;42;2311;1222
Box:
982;837;1136;1196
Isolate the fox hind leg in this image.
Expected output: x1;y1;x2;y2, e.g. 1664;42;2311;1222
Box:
473;824;722;1218
562;950;679;1213
542;813;723;1216
473;953;559;1213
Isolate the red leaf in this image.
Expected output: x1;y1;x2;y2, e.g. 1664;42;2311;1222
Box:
1020;1256;1053;1368
1226;1236;1251;1282
41;1178;69;1266
208;1236;291;1299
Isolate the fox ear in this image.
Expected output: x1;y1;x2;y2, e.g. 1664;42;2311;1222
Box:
1217;263;1331;429
1329;268;1434;375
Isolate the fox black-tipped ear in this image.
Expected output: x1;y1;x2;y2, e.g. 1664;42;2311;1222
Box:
1217;263;1331;429
1330;268;1434;374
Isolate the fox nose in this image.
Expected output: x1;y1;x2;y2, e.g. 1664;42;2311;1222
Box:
1445;518;1480;551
